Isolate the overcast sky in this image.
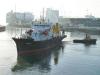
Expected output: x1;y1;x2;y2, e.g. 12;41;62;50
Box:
0;0;100;25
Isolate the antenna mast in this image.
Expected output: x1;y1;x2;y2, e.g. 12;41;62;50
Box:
43;8;44;22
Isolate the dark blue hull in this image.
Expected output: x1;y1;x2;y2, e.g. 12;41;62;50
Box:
13;36;66;56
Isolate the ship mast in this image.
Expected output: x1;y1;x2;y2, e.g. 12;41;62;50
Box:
42;8;45;22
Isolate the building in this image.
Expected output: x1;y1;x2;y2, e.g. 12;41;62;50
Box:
6;10;34;26
58;17;72;27
46;8;59;24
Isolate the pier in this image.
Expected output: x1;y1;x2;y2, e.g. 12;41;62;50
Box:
63;26;100;33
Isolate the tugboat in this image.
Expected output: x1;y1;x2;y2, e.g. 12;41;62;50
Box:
73;34;97;44
12;21;66;56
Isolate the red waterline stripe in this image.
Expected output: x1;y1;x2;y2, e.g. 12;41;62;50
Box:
18;44;58;55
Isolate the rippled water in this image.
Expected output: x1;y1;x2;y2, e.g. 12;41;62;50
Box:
0;31;100;75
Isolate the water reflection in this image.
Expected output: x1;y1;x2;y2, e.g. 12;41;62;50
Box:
12;45;64;72
54;52;59;65
1;30;100;75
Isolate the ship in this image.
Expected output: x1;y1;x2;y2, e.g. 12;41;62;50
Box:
12;21;66;56
73;34;97;44
0;25;5;32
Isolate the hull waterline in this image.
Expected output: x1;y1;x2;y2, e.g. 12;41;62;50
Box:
13;36;66;56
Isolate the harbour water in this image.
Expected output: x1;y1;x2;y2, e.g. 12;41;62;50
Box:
0;31;100;75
